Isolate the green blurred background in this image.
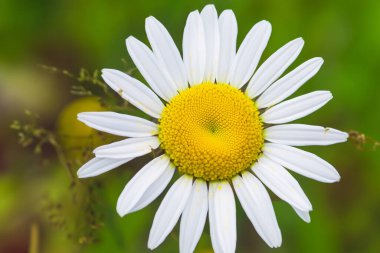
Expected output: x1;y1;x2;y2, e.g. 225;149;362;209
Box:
1;0;380;252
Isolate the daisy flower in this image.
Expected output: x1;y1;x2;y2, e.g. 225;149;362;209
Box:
77;4;348;253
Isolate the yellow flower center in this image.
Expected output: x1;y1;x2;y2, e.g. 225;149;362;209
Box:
158;83;264;181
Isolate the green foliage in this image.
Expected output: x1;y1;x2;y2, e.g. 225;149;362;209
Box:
37;65;113;98
348;130;380;151
10;110;56;154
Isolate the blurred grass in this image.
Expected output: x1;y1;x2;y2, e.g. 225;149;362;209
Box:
1;0;380;252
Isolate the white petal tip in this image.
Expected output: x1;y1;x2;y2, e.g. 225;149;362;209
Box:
301;205;313;212
266;237;282;248
327;169;341;183
77;113;85;122
301;213;311;223
271;242;282;248
101;71;114;81
76;165;99;178
125;36;139;49
116;204;129;217
76;166;94;178
222;9;233;14
256;20;272;32
145;16;158;28
316;91;333;102
93;152;108;158
315;57;324;64
203;4;216;10
116;210;125;217
101;68;112;74
125;36;134;44
76;112;93;123
146;16;155;21
324;175;340;183
147;241;157;250
294;37;305;46
189;10;200;15
76;171;86;178
259;20;271;26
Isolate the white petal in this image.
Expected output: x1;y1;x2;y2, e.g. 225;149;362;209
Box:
77;111;158;137
183;11;206;86
116;155;171;216
126;36;178;101
145;16;188;91
263;143;341;183
94;136;160;159
265;124;349;146
209;181;236;253
229;20;272;88
77;157;133;178
201;4;220;82
254;156;312;211
209;186;222;253
180;179;208;253
130;163;175;213
216;10;237;83
102;69;164;118
232;172;282;248
257;57;324;108
293;206;311;223
261;91;332;124
148;175;193;249
246;38;304;98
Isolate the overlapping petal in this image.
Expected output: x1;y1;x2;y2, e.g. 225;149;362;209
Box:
126;36;178;101
263;143;341;183
183;11;206;86
228;20;271;88
209;181;236;253
145;16;188;91
233;172;282;248
257;57;324;108
246;38;304;98
130;163;175;213
180;179;208;253
102;69;164;118
216;10;237;83
254;156;312;211
117;155;173;216
201;5;220;82
292;206;311;223
148;175;193;249
94;136;160;159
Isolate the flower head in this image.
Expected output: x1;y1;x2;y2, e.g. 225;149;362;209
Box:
77;4;348;253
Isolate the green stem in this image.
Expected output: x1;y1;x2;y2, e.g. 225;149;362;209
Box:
29;222;39;253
